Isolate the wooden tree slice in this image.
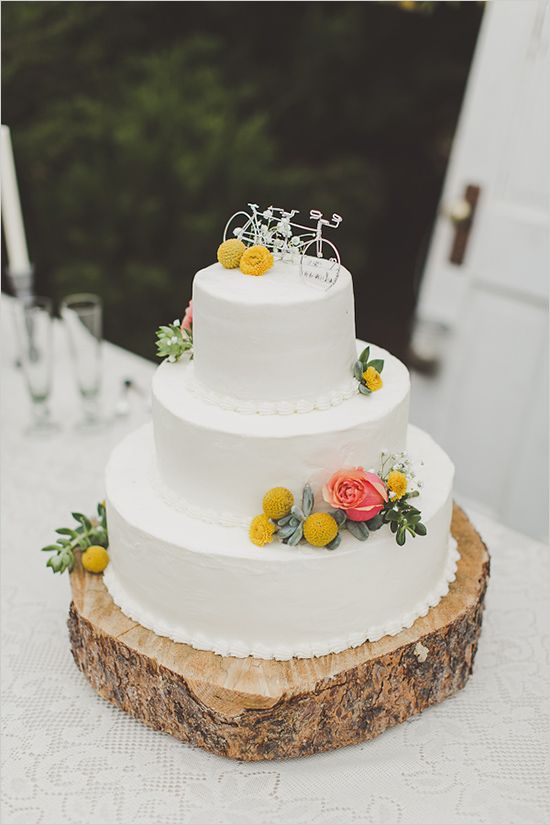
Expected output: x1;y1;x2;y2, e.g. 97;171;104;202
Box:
68;504;490;761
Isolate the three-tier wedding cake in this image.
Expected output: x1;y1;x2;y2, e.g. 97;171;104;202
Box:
103;208;458;661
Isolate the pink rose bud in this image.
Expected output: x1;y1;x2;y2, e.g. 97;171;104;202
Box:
181;299;193;331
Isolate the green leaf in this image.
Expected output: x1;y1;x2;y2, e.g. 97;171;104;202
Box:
367;359;384;373
287;524;303;546
41;544;62;552
278;524;297;540
353;361;364;381
358;384;371;396
325;533;342;551
390;521;398;533
366;513;384;530
359;346;370;365
346;520;369;541
72;512;92;530
330;509;347;526
47;556;62;573
302;483;314;517
396;528;407;546
291;505;304;521
415;523;427;536
55;527;74;536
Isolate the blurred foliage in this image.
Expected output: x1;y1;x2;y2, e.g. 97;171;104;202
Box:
2;1;482;360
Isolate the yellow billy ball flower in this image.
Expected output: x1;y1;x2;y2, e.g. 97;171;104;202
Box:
262;487;294;519
363;366;383;392
387;470;408;499
239;245;274;276
217;238;246;269
81;545;110;574
303;512;339;548
249;514;276;547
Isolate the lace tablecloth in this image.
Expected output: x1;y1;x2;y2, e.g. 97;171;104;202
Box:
1;297;549;825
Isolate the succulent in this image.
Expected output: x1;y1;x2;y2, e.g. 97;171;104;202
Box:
271;484;342;550
156;322;193;363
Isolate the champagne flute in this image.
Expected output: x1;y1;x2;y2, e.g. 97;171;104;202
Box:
13;296;59;435
60;293;103;428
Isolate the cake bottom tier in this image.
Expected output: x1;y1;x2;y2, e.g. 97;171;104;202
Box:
104;424;456;660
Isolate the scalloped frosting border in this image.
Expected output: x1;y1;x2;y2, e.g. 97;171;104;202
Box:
188;376;358;415
103;538;459;661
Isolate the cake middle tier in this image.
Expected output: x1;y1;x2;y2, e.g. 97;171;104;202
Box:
152;343;410;523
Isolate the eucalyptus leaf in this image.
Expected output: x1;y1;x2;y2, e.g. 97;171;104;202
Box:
291;505;304;521
353;361;364;381
302;483;314;517
276;514;293;527
358;384;371;396
287;524;303;546
331;509;347;526
277;524;297;540
325;533;342;551
346;520;369;541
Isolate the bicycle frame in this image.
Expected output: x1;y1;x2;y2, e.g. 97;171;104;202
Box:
223;204;343;287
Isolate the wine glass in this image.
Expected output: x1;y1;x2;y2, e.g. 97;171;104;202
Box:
12;296;59;435
60;293;103;428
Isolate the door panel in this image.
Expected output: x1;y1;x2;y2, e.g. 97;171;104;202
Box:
411;0;549;541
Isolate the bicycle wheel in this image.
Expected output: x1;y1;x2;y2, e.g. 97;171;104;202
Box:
300;238;341;289
223;212;253;243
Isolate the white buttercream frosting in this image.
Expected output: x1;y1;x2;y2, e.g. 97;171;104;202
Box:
152;342;410;520
192;260;358;404
104;423;456;660
187;374;358;415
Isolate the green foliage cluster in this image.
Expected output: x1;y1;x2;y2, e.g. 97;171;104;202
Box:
2;2;482;359
155;321;192;362
41;501;108;573
354;344;385;394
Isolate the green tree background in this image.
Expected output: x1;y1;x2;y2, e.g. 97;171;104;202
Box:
2;1;482;360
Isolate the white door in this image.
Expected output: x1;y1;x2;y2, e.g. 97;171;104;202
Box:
410;0;549;541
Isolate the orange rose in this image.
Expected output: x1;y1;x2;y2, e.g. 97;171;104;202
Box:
323;468;388;522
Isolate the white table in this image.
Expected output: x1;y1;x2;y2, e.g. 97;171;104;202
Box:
1;296;549;825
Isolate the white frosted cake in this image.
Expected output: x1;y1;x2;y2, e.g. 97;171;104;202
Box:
103;214;457;660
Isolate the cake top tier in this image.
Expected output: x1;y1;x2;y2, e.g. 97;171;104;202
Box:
192;258;358;408
196;257;353;306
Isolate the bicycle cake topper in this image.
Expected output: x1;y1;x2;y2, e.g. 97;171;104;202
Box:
223;204;343;289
